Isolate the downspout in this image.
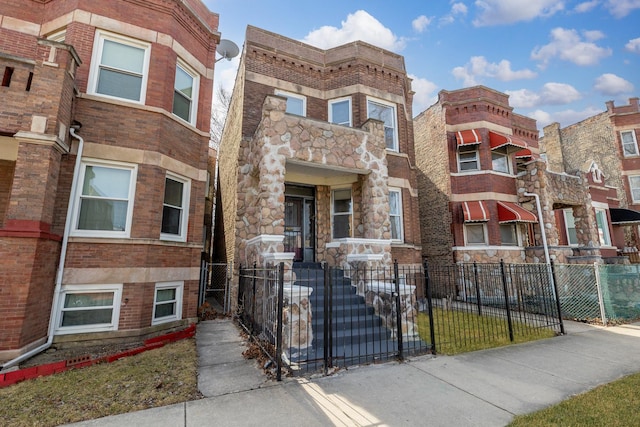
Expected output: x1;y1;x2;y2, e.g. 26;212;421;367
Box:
1;125;84;370
524;191;557;299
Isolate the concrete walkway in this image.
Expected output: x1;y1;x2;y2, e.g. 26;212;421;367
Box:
67;319;640;427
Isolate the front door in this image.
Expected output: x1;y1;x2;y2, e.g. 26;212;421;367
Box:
284;186;315;262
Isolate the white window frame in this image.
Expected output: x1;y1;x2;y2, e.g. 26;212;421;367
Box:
328;97;352;126
55;284;122;334
621;130;639;157
630;175;640;203
594;208;612;247
389;188;404;242
152;281;183;325
563;209;578;246
499;223;519;246
464;223;488;246
492;150;512;174
87;30;151;104
173;58;199;125
458;145;480;172
47;29;66;42
366;97;398;151
275;90;306;116
70;159;137;238
332;188;352;239
160;172;191;242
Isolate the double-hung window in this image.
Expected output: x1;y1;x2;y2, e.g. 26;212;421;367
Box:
161;173;190;241
88;30;150;103
57;284;122;334
621;130;639;157
173;59;199;125
275;90;306;116
458;145;480;172
152;282;183;325
332;188;352;239
500;223;518;246
464;223;487;245
367;98;398;151
630;176;640;203
563;209;578;246
389;188;403;242
594;209;611;246
492;151;511;174
72;160;137;238
329;97;352;126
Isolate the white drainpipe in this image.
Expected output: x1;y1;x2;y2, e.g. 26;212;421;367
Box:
524;191;557;299
1;125;84;371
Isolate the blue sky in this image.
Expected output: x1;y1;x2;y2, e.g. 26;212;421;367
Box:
204;0;640;131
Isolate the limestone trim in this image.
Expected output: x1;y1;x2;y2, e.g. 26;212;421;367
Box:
453;245;526;251
0;136;18;161
1;15;40;35
63;267;201;284
67;236;204;248
14;131;70;154
450;170;517;179
246;234;285;245
451;193;519;202
262;252;295;263
347;253;384;262
327;238;392;248
82;142;207;182
446;121;513;135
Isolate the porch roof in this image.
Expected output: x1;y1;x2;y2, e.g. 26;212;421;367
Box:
610;207;640;225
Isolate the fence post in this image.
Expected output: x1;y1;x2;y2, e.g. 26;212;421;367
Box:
550;261;565;334
594;262;608;326
251;262;257;332
473;262;482;316
500;260;514;342
323;266;331;374
275;263;284;381
394;260;404;360
423;260;437;355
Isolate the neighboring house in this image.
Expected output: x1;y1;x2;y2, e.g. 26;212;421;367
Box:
216;26;423;308
542;97;640;258
0;0;219;365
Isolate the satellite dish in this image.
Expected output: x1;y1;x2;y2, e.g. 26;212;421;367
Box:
216;39;239;62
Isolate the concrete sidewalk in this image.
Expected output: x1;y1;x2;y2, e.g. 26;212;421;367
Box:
67;319;640;427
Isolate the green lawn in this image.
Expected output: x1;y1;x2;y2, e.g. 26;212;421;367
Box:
416;308;557;355
508;371;640;426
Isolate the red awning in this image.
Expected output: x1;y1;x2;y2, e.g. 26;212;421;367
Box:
462;201;489;222
456;129;482;146
515;148;532;159
497;201;537;223
489;131;527;152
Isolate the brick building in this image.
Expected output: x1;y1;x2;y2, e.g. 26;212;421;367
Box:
542;97;640;257
0;0;219;366
216;26;423;306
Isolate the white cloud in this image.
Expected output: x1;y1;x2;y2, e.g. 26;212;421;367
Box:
473;0;564;26
626;37;640;54
605;0;640;17
573;0;599;13
439;2;468;26
302;10;406;52
452;56;537;86
530;106;604;128
531;27;612;68
412;15;433;33
409;74;439;114
507;83;581;108
593;73;635;95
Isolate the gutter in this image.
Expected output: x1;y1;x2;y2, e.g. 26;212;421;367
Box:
1;125;84;371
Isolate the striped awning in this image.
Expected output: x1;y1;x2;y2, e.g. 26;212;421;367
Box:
489;131;527;152
456;129;482;146
515;148;532;159
497;201;537;223
462;201;489;222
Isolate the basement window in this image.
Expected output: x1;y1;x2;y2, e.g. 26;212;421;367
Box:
56;284;122;334
152;282;183;325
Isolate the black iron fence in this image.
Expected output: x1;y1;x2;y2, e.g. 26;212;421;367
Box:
237;261;564;378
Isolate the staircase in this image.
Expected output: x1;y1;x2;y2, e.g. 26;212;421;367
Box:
290;262;399;370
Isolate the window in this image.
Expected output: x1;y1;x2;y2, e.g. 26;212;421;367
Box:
492;151;511;174
72;160;137;237
595;209;611;246
621;130;639;157
332;188;352;239
500;223;518;246
389;189;403;242
464;223;487;245
564;209;578;246
458;145;480;172
367;98;398;151
329;97;352;126
173;59;199;124
161;173;190;241
630;176;640;203
88;30;150;103
275;90;306;116
152;282;183;325
57;284;122;334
